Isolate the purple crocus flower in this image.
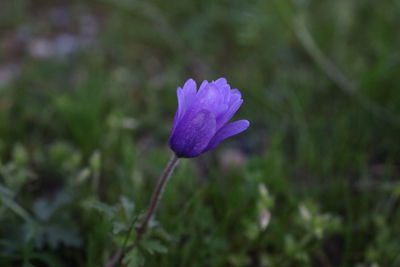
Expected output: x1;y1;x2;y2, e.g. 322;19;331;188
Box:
169;78;250;158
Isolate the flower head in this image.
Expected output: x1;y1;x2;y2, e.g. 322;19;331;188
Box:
169;78;250;158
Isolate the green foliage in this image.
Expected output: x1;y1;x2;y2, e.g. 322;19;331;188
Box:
123;248;145;267
1;0;400;266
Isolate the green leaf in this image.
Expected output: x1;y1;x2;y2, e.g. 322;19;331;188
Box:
33;192;70;221
120;196;135;218
122;248;145;267
47;225;82;249
0;185;33;222
34;224;82;249
85;200;117;220
141;239;168;255
12;143;29;166
89;150;101;171
112;221;128;235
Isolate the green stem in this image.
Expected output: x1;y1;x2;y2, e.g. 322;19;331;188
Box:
135;153;179;243
105;153;179;267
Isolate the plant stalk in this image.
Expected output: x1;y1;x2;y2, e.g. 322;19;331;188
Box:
105;153;179;267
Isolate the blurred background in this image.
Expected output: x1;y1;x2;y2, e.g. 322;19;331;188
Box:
1;0;400;266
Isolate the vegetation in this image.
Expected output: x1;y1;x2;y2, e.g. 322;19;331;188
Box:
1;0;399;266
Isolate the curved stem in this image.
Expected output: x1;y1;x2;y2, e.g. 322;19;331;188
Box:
135;154;179;243
105;153;179;267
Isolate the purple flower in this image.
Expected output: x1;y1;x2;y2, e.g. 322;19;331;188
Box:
169;78;250;158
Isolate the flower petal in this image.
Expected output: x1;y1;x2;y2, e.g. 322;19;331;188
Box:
213;78;231;102
216;99;243;130
198;80;209;93
176;87;185;119
169;109;217;158
182;78;197;108
204;120;250;152
171;110;180;136
229;89;242;104
191;83;223;115
176;79;198;122
214;77;227;87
